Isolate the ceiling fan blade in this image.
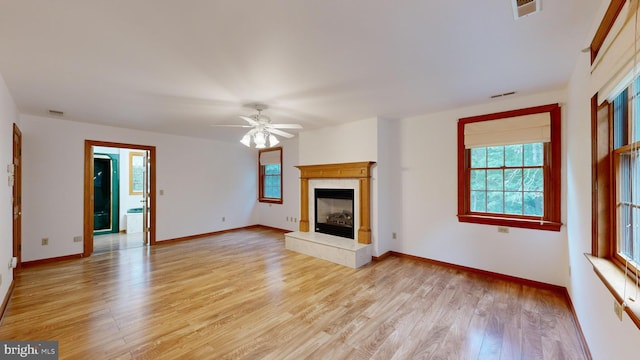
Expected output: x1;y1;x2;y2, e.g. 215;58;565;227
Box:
268;128;295;138
210;124;252;128
268;123;303;129
239;115;259;126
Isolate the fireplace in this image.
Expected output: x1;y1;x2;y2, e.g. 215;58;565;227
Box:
285;161;375;268
315;188;354;239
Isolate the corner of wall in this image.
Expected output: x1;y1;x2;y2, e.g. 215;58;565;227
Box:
0;72;20;311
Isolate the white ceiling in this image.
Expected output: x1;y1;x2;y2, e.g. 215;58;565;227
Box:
0;0;604;142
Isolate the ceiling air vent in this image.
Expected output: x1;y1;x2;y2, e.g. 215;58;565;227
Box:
513;0;540;19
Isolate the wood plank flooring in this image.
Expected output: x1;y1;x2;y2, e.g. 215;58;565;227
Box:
93;232;145;253
0;227;588;359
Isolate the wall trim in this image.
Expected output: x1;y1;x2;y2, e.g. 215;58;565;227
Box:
0;279;15;325
22;254;84;268
590;0;625;63
389;251;564;292
372;251;391;261
156;225;288;245
562;288;593;360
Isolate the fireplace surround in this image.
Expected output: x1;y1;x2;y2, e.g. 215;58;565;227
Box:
295;161;375;244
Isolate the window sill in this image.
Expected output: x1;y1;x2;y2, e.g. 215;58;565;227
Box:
258;198;283;205
585;254;640;329
457;214;561;231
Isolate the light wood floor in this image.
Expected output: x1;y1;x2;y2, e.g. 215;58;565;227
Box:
93;232;145;253
0;227;588;359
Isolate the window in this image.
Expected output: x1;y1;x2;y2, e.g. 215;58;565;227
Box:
469;143;544;216
258;147;282;204
610;78;640;272
592;74;640;329
458;104;562;231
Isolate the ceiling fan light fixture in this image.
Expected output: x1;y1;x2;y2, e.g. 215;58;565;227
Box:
268;134;279;146
226;104;302;148
254;131;266;147
240;133;251;147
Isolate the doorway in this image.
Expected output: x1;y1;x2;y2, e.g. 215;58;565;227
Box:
93;153;119;235
12;124;22;273
83;140;156;256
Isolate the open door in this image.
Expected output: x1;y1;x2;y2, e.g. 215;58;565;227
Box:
141;150;151;245
12;124;22;272
84;140;156;257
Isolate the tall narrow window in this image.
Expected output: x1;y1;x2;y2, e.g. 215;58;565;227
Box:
458;104;561;231
258;147;283;204
610;77;640;273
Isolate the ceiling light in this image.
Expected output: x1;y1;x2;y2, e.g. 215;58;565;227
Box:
240;133;251;147
228;104;300;148
254;131;266;148
269;134;279;146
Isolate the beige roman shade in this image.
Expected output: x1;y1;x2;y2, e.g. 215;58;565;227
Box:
463;112;551;149
259;149;281;165
593;1;640;103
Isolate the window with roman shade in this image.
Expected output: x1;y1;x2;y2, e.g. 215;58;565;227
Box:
589;0;640;330
458;104;561;231
258;147;283;204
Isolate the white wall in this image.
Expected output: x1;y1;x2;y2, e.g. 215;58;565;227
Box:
299;117;378;165
20;114;258;261
565;22;640;360
396;90;569;286
254;138;300;231
375;118;399;256
299;117;383;253
0;73;19;304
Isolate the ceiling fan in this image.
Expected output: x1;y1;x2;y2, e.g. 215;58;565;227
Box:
212;104;303;148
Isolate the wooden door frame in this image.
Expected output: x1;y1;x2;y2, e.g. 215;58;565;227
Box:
12;124;22;273
83;140;156;256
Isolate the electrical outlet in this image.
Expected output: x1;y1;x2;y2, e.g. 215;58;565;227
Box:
614;301;624;321
222;216;225;222
392;232;397;239
286;216;289;222
73;236;82;243
497;226;509;233
159;189;164;196
41;238;48;246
